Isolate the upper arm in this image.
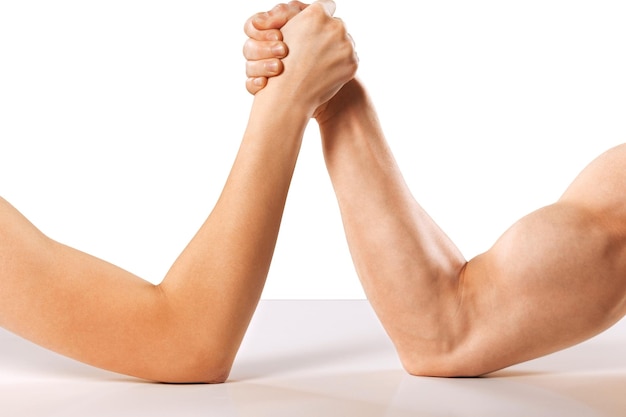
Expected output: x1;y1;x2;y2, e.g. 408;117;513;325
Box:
0;197;176;379
560;143;626;224
0;197;235;382
0;197;58;323
454;145;626;375
0;197;157;332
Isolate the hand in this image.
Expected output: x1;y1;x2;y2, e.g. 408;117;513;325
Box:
251;0;358;118
243;2;308;95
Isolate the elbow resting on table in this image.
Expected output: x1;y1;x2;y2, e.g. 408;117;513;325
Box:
399;351;489;378
398;339;490;378
144;350;233;384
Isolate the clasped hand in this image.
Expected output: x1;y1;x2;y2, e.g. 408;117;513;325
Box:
243;1;358;119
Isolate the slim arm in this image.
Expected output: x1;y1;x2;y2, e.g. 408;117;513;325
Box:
0;0;356;383
0;82;307;384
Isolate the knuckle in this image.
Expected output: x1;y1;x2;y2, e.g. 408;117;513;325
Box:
245;80;255;95
331;17;346;32
245;61;256;77
269;3;289;15
243;18;252;34
307;3;327;20
350;60;358;77
263;29;282;42
242;39;254;57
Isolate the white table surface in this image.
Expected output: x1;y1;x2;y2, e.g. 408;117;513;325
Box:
1;300;625;416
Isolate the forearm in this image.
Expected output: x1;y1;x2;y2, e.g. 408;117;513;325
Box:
159;91;309;369
320;80;467;356
0;92;309;383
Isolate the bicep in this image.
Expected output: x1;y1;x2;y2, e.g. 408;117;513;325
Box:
459;199;626;374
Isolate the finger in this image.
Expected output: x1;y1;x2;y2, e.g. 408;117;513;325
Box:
347;33;359;63
246;59;284;79
246;77;268;95
243;38;287;61
312;0;336;17
288;1;309;11
253;2;309;31
244;15;282;41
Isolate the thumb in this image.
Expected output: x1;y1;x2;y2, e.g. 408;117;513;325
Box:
253;2;310;30
313;0;336;17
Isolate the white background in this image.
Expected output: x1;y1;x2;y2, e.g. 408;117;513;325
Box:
1;1;625;299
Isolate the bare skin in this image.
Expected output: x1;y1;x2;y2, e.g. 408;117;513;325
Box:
245;5;626;376
0;0;357;384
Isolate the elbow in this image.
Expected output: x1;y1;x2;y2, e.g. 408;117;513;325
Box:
177;360;232;384
150;358;233;384
400;355;486;378
143;347;235;384
399;352;489;378
175;349;236;384
194;356;234;383
395;339;491;378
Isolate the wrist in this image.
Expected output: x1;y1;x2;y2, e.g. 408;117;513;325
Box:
258;75;321;119
315;79;368;128
246;87;312;153
253;83;314;123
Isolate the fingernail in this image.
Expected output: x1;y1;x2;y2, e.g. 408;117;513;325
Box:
271;43;285;56
253;78;266;87
267;61;279;73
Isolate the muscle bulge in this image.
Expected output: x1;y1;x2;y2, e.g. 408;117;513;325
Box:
451;144;626;375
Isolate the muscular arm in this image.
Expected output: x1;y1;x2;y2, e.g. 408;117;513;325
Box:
319;83;626;376
0;0;356;383
455;145;626;374
316;82;626;377
246;10;626;376
315;80;470;374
